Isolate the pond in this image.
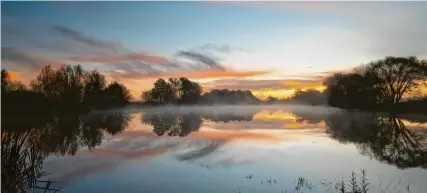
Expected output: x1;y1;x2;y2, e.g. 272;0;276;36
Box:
2;105;427;193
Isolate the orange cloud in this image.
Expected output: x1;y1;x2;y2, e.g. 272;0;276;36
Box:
180;69;270;79
282;79;325;90
65;53;169;64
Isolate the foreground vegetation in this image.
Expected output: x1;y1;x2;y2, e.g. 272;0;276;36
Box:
237;170;412;193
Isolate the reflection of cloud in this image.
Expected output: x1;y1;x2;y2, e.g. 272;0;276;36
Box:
176;142;222;161
77;147;168;158
192;128;282;143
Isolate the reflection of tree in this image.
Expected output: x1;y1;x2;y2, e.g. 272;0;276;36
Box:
1;112;130;192
325;111;427;169
201;111;258;122
141;112;203;137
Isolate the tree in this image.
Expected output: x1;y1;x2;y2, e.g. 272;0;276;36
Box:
266;95;278;104
292;89;325;105
179;77;201;104
2;69;10;93
103;81;132;107
141;90;153;102
151;79;174;103
365;56;427;107
83;69;106;108
169;77;181;100
1;69;27;92
30;65;59;103
55;65;85;108
324;73;380;110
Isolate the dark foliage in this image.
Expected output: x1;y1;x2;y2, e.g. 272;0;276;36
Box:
200;89;260;105
324;56;427;112
142;77;201;105
2;66;132;115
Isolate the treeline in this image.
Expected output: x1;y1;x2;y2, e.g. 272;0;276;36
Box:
141;78;261;105
141;78;202;104
324;56;427;113
2;65;132;114
265;56;427;113
266;89;326;106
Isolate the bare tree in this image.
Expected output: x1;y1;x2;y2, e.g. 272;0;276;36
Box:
366;56;427;106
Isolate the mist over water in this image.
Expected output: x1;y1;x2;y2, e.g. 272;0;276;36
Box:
3;105;427;193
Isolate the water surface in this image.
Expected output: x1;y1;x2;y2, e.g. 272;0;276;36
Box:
3;105;427;193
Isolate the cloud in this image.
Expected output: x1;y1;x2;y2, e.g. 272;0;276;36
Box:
1;47;63;71
65;53;169;64
198;44;245;54
107;68;269;81
202;79;324;91
51;25;125;54
177;51;224;70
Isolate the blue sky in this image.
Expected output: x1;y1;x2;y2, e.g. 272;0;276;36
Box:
2;1;427;98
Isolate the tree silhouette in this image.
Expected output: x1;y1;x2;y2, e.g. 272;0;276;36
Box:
200;89;260;105
292;89;325;105
266;95;278;104
366;56;427;108
1;69;27;92
1;69;10;93
142;77;202;104
151;78;175;104
324;73;380;110
324;56;427;111
179;77;201;104
103;81;132;107
83;69;106;108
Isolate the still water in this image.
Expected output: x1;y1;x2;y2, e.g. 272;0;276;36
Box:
2;105;427;193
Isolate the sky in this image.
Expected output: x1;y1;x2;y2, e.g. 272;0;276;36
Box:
2;1;427;99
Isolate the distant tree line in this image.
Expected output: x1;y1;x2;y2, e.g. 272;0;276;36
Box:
141;78;261;105
266;89;326;106
2;64;132;114
141;77;202;104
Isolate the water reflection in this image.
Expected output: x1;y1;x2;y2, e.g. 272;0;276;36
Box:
141;112;203;137
2;106;427;192
1;113;130;193
325;112;427;169
141;107;261;137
